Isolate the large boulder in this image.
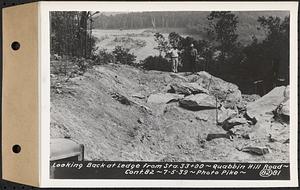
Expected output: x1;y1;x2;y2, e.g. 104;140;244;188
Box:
189;71;242;107
222;117;249;131
277;85;290;117
284;85;290;99
194;107;237;122
147;93;184;104
273;86;290;121
217;107;237;123
169;82;209;95
179;94;217;110
246;86;287;119
278;99;289;116
169;73;188;82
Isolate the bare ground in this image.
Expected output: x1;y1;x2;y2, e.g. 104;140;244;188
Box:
51;64;289;162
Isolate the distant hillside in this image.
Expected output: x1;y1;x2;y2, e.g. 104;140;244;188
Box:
94;11;289;29
93;11;289;44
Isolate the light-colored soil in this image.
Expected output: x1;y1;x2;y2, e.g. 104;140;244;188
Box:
92;29;191;61
50;64;289;162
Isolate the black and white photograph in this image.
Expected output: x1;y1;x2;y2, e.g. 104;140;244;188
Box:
1;1;298;188
48;4;294;182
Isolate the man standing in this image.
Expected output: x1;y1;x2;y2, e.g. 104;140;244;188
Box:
169;47;179;73
190;44;198;73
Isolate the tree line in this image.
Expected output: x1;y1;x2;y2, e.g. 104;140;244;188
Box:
93;11;209;29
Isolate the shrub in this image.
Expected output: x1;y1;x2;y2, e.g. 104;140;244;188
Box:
154;32;170;56
168;32;183;48
92;49;115;65
142;56;171;71
92;46;137;66
112;46;136;65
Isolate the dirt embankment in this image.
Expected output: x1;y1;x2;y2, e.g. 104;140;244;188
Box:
51;64;289;162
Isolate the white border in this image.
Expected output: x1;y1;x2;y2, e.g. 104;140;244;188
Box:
39;1;299;188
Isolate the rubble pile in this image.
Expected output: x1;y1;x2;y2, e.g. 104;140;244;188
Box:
51;64;290;162
146;71;290;157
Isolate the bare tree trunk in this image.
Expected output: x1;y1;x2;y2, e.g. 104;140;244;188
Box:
151;15;156;29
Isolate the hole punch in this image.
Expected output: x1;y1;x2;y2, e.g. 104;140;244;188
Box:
12;144;21;154
11;41;20;50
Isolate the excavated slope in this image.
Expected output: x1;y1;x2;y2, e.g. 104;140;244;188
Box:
51;64;289;162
